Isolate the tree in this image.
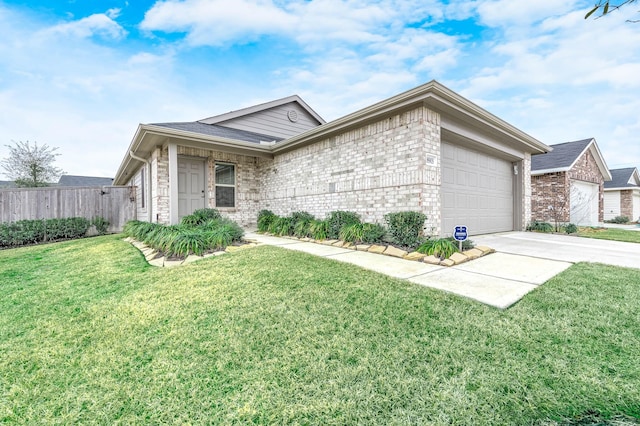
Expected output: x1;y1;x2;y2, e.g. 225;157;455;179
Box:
585;0;638;19
0;140;64;187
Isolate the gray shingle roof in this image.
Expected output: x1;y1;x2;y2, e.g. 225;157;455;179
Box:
152;122;283;144
605;167;639;189
531;138;593;172
57;175;114;187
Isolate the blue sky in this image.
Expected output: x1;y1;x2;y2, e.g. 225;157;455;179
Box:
1;0;639;178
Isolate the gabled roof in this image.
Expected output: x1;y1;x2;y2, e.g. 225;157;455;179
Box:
198;95;325;125
153;122;283;144
114;80;550;185
58;175;114;186
604;167;640;190
531;138;612;180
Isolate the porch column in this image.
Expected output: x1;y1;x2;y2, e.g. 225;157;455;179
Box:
168;142;179;225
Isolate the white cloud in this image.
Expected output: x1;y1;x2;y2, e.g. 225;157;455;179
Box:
42;10;127;40
141;0;295;45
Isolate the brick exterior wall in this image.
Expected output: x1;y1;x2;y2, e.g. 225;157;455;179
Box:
531;148;604;224
620;190;634;218
531;172;570;223
144;104;533;235
257;106;442;232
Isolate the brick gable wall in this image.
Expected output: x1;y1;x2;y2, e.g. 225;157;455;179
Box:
531;148;604;224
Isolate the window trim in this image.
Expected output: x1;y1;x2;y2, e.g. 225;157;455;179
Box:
214;162;236;209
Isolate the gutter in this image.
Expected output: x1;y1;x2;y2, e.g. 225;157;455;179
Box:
128;150;152;222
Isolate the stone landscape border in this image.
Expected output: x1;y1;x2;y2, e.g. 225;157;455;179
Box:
125;235;495;268
270;235;495;266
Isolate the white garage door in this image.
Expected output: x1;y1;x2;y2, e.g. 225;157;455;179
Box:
633;193;640;222
570;180;599;226
603;191;620;221
441;142;514;236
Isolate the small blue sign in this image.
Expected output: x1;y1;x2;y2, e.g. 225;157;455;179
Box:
453;226;468;241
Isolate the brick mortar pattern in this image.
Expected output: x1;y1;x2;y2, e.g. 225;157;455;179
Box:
531;149;604;223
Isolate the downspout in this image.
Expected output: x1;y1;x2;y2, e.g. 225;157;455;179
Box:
128;151;153;222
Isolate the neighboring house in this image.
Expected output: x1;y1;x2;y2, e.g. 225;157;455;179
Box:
0;180;16;188
57;175;114;187
113;80;550;236
604;167;640;222
531;138;612;226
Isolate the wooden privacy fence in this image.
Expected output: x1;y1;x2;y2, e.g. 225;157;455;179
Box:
0;186;137;233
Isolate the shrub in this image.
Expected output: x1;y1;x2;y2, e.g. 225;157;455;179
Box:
527;221;554;233
181;209;222;227
257;210;277;232
271;216;295;236
606;215;630;224
290;211;314;238
446;237;474;250
326;211;361;239
0;217;91;247
165;230;208;257
92;217;109;235
339;222;386;244
564;223;578;234
384;211;427;248
417;238;458;259
309;220;329;240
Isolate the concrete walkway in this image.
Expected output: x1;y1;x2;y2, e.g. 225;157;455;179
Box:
245;232;572;309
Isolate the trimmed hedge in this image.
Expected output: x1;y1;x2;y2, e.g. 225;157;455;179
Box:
0;217;94;248
384;211;427;248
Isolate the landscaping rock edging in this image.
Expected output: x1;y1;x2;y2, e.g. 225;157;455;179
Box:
123;237;259;268
273;234;495;266
125;235;495;268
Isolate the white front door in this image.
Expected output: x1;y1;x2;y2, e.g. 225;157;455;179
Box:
178;158;205;219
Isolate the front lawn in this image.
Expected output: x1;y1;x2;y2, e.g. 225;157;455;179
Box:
1;236;639;424
578;227;640;243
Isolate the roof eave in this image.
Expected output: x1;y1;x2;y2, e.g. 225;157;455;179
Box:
273;80;549;155
113;124;274;185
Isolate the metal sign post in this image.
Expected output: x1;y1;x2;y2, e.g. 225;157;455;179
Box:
453;226;468;251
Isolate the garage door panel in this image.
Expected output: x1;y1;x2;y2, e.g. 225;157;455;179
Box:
442;142;514;235
570;180;599;226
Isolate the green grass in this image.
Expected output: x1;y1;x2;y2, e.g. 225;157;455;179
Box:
578;227;640;243
1;236;640;424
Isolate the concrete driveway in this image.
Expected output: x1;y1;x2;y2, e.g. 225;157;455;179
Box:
473;231;640;269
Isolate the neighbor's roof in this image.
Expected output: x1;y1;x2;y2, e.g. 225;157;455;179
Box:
531;139;592;172
0;180;16;188
531;138;612;180
604;167;640;190
153;122;283;144
57;175;114;187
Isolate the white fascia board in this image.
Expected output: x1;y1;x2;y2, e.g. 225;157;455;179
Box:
604;186;640;191
531;167;569;176
274;80;549;154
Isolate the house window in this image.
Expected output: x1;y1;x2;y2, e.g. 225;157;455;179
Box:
215;163;235;208
140;167;145;208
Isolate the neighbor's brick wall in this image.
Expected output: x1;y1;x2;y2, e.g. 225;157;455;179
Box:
531;171;570;223
531;149;605;224
568;149;605;222
257;105;442;233
620;190;634;219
